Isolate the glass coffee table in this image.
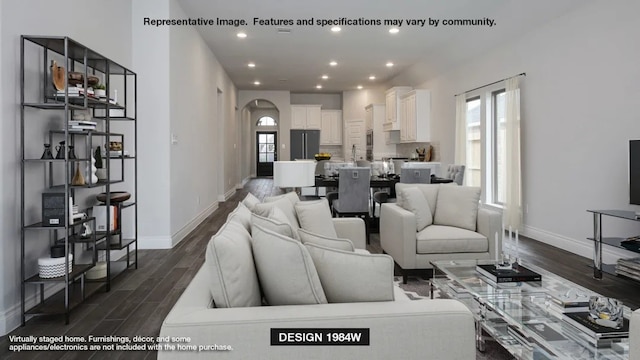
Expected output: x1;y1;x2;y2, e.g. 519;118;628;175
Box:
430;259;631;359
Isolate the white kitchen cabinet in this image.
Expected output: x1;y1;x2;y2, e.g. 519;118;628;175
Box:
320;110;342;145
383;86;412;131
399;89;430;143
291;105;322;129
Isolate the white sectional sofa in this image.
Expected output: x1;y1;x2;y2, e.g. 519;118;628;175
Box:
159;192;476;360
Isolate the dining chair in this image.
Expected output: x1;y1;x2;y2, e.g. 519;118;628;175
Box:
444;164;465;185
332;167;371;243
400;168;431;184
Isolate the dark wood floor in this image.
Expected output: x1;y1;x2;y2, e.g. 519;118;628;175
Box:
2;177;640;359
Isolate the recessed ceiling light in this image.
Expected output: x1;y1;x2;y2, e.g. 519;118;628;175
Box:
389;28;399;34
329;61;338;66
316;85;323;89
248;63;256;68
386;62;394;67
331;26;341;32
321;75;329;80
369;75;376;80
357;85;363;90
253;81;260;85
237;32;247;38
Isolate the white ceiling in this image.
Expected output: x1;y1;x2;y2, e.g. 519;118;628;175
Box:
176;0;587;92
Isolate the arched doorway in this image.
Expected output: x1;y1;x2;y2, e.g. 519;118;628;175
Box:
240;99;280;177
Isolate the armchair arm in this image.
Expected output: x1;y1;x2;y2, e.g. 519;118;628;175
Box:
332;217;366;250
476;207;502;260
379;203;417;269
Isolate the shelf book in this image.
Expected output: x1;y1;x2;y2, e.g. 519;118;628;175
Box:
476;264;542;283
563;312;629;347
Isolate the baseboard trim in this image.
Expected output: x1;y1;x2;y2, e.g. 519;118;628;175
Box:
1;283;64;335
522;224;638;265
171;202;218;247
217;188;236;202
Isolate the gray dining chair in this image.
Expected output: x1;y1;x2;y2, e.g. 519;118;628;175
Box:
445;164;465;185
400;168;431;184
332;167;371;243
372;167;431;219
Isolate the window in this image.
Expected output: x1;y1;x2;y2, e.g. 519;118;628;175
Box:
465;97;481;187
256;116;277;126
464;88;507;205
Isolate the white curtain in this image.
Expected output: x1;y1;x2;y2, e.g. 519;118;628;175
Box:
454;95;467;183
503;77;522;231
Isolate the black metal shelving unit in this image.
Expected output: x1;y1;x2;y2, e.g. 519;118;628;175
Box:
20;35;138;325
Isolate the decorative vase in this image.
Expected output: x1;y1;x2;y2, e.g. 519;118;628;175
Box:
87;155;98;184
96;169;107;181
41;143;54;159
71;164;85;186
94;89;106;98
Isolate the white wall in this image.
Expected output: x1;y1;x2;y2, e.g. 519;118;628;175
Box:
133;0;172;248
0;0;133;335
342;87;387;158
168;0;236;240
290;93;342;110
390;0;640;263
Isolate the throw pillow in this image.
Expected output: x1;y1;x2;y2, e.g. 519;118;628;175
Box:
304;243;394;303
298;228;354;252
269;206;300;240
205;220;261;308
251;213;295;239
434;185;481;231
241;193;261;211
399;187;433;231
253;197;300;229
264;191;299;207
227;202;252;232
395;183;439;215
251;225;327;305
294;199;337;238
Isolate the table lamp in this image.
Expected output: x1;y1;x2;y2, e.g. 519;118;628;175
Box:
273;161;316;194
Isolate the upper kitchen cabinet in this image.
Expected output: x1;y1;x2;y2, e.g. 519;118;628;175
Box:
320;110;342;145
399;89;431;143
383;86;412;131
291;105;322;129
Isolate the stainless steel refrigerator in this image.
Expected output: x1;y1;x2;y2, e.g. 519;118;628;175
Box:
290;129;320;160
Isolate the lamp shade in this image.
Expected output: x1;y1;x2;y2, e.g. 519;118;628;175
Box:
273;161;316;188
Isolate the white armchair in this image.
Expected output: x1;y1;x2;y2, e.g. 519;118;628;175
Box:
380;183;502;283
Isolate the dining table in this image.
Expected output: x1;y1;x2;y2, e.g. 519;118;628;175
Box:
314;174;453;198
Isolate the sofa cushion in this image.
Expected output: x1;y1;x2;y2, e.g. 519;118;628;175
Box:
250;213;296;239
399;187;433;231
264;191;299;207
251;225;327;305
241;192;261;211
253;197;299;229
205;220;261;308
298;228;354;252
416;225;488;254
396;183;439;215
294;199;337;238
227;202;252;232
434;185;481;231
304;243;395;303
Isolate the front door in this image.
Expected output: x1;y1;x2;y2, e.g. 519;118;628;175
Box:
256;131;277;176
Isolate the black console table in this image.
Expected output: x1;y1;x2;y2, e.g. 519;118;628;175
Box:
587;210;640;279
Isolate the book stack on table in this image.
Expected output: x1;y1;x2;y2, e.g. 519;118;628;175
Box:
615;257;640;281
475;263;542;284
